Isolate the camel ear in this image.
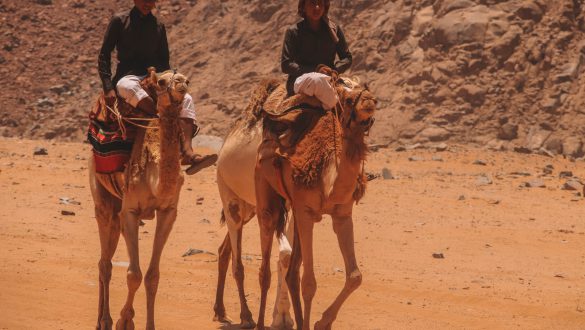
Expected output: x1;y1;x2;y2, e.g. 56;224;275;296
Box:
157;78;167;88
148;67;157;84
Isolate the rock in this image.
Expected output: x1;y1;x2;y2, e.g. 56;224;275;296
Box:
182;248;215;257
562;137;583;158
409;156;424;162
476;174;493;186
432;253;445;259
457;84;486;106
61;210;75;216
33;147;48;155
562;180;583;191
432;155;444;162
382;168;393;180
196;197;204;205
435;143;449;151
554;61;580;83
59;197;81;205
436;0;476;17
36;98;55;108
366;172;381;181
36;0;52;5
559;171;574;179
523;179;546;188
489;25;522;62
514;146;532;154
49;84;68;95
412;6;435;36
541;97;560;114
199;218;211;224
458;195;466;200
515;0;544;21
418;127;452;142
473;159;487;166
510;171;532;177
525;127;552;150
544;137;563;155
543;164;554;175
498;123;518;140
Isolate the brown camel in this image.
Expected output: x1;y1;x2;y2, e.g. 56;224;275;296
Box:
253;76;377;330
89;69;190;330
213;79;295;329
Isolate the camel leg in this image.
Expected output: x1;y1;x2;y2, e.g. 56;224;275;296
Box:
213;232;232;323
271;218;294;330
314;214;362;330
145;207;177;330
116;210;142;330
286;216;303;330
94;191;121;330
255;175;285;330
294;208;317;330
227;201;256;329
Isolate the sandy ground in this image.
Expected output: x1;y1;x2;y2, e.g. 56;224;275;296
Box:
1;137;585;329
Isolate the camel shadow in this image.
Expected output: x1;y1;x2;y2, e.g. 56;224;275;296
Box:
218;324;272;330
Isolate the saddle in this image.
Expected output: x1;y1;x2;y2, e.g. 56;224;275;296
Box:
88;76;157;173
257;84;342;188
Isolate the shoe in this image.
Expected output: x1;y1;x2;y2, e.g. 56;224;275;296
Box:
185;154;218;175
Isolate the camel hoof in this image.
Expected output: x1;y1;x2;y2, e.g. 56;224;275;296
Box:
314;320;332;330
115;319;135;330
271;312;294;329
213;313;233;324
240;319;256;329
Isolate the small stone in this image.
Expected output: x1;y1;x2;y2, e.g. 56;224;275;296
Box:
199;218;211;224
562;180;583;191
382;168;393;180
432;155;444;162
432;253;445;259
510;171;531;177
61;210;75;216
473;159;487;166
33;147;48;155
559;171;574;179
523;179;546;188
182;248;215;257
196;197;204;205
366;172;380;181
476;175;493;186
543;164;554;175
514;146;532;154
408;156;424;162
435;143;449;152
36;0;52;4
458;195;466;201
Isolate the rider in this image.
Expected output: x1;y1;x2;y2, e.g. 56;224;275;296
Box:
281;0;353;109
98;0;217;175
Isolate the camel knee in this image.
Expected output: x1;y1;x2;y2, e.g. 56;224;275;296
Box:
126;269;142;292
346;270;362;291
98;259;113;282
228;201;242;223
144;269;160;292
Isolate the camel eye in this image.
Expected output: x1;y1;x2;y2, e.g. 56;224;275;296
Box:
185;80;190;85
345;98;354;106
157;79;167;87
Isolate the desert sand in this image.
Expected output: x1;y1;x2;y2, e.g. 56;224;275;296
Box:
1;137;584;329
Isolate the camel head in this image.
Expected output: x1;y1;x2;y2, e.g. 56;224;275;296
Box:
148;68;190;110
336;78;377;133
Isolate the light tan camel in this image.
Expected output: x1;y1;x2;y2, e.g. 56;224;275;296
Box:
254;77;377;330
89;69;190;330
213;79;295;329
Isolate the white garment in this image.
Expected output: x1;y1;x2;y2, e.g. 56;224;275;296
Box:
116;75;197;121
293;72;338;110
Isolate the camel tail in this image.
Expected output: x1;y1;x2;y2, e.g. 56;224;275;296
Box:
276;197;288;238
244;78;281;120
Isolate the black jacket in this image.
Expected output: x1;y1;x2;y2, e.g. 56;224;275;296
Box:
98;7;170;92
281;19;352;95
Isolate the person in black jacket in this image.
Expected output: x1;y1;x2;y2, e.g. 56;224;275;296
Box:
98;0;216;175
281;0;353;106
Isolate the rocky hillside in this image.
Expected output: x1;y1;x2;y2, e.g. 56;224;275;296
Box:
2;0;585;156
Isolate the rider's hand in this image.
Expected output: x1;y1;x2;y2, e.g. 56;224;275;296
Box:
316;64;339;81
104;89;117;106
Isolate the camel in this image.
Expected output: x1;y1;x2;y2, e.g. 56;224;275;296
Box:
89;68;190;330
213;80;295;329
253;76;377;330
